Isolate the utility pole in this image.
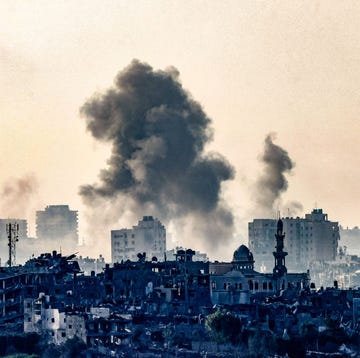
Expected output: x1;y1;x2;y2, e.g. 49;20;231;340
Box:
6;223;19;267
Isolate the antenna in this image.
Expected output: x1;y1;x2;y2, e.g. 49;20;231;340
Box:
6;222;19;267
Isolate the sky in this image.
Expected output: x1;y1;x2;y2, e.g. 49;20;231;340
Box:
1;1;360;261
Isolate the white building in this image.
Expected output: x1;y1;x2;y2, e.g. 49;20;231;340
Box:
248;209;340;272
24;294;86;345
111;216;166;263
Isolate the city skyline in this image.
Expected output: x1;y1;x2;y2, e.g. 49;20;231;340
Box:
1;1;360;260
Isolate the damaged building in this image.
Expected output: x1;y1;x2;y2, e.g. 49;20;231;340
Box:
104;248;211;315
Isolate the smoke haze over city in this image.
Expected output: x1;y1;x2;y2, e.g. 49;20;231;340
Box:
1;2;360;260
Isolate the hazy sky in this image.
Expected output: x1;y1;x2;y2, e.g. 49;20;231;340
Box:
1;1;360;260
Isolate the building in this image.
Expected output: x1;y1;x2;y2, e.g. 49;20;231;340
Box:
166;247;208;262
248;209;339;272
209;219;310;305
111;216;166;263
210;219;310;306
76;255;106;275
36;205;78;249
105;248;210;315
247;219;276;272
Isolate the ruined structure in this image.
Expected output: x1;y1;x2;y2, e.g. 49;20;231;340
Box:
105;248;210;315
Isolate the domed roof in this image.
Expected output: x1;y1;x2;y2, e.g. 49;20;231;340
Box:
232;245;254;262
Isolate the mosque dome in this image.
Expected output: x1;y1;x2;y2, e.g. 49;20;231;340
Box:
232;245;254;263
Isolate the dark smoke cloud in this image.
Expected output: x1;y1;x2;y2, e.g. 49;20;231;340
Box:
254;133;294;217
80;60;235;252
0;174;39;218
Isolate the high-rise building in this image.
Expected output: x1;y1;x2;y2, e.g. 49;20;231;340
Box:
36;205;78;245
111;216;166;263
247;219;277;272
248;209;339;272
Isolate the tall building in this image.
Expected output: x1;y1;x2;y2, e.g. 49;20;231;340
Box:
247;219;277;272
36;205;78;245
111;216;166;263
248;209;340;272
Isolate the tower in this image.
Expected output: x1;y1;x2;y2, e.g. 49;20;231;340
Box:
273;219;288;279
6;223;19;267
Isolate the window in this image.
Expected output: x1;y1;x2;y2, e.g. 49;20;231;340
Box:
68;325;72;329
51;318;55;323
61;332;66;337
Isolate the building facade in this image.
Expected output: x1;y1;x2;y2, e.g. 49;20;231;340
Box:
248;209;339;272
111;216;166;263
36;205;78;247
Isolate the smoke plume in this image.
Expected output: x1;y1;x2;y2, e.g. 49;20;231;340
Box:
254;133;294;217
283;200;303;217
80;60;235;254
0;174;39;218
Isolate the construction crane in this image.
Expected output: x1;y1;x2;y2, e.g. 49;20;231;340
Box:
6;223;19;267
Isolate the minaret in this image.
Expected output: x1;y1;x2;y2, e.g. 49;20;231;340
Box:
273;218;288;278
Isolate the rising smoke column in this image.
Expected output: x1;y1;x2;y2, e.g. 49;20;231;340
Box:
254;133;295;217
80;60;235;252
